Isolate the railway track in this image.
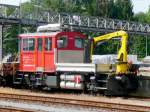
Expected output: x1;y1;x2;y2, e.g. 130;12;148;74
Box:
0;92;149;112
0;106;34;112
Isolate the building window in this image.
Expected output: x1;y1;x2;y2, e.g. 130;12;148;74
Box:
22;38;35;51
75;37;84;48
45;38;52;51
57;36;67;48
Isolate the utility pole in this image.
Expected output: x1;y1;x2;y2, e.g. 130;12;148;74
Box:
0;25;3;62
19;0;22;34
146;35;148;56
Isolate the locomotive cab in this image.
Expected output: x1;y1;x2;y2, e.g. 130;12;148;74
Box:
19;32;86;73
15;30;87;88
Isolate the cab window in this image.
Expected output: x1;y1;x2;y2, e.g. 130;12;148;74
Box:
45;38;52;51
22;38;35;51
75;37;84;48
57;36;67;48
23;38;28;51
38;38;42;51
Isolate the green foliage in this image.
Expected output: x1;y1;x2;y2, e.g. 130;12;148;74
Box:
3;25;19;55
94;39;120;55
128;35;147;58
134;12;148;23
21;1;34;14
132;6;150;57
112;0;133;20
19;0;134;19
134;9;150;24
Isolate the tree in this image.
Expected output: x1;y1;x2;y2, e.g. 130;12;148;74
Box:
134;7;150;24
133;7;150;57
3;26;19;55
112;0;133;20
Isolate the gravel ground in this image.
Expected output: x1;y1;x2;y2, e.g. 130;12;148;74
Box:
0;87;150;107
0;100;108;112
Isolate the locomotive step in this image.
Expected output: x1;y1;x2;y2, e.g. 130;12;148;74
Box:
15;78;23;80
97;80;107;83
13;82;22;84
95;87;107;90
36;78;42;80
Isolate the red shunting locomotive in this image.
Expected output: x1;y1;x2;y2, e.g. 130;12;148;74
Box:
16;24;87;90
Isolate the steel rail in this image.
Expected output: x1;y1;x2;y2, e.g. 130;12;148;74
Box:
0;106;34;112
0;92;149;112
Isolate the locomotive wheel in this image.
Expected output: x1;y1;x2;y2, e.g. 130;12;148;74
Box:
0;76;6;86
5;75;13;87
105;75;138;96
105;75;127;96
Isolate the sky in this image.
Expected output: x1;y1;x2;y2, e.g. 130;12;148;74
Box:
0;0;150;14
132;0;150;13
0;0;29;6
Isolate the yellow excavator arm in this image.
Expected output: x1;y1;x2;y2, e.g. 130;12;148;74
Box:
91;31;128;74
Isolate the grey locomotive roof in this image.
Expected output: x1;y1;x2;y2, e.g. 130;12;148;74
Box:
19;32;60;37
